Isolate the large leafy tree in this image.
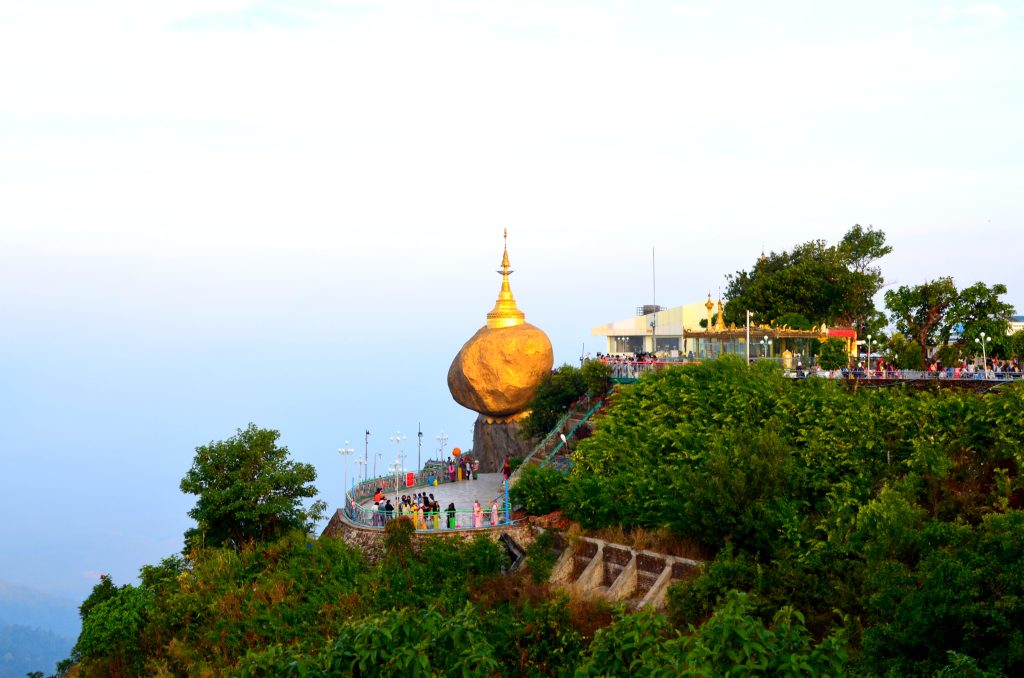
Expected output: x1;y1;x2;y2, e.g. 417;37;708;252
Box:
520;364;586;440
180;423;326;550
885;279;1014;367
817;337;850;370
724;224;891;330
883;277;959;367
948;282;1015;347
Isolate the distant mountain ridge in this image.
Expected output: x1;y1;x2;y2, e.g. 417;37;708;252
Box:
0;623;72;678
0;579;79;640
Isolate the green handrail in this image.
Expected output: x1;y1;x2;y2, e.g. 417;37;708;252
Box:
513;398;588;472
539;396;606;468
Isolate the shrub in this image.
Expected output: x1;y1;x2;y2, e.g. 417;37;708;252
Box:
75;585;153;677
526;529;560;583
510;464;566;515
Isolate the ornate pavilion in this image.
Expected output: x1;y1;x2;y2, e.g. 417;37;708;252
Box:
591;294;857;365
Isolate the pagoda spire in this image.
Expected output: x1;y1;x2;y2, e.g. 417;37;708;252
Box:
486;228;526;329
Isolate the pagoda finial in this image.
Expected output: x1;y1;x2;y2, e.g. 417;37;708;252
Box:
487;229;526;329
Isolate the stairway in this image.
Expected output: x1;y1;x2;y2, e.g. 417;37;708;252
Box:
512;387;616;480
547;534;701;609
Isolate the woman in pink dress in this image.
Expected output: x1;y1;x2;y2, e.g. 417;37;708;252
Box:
473;500;483;528
491;499;499;525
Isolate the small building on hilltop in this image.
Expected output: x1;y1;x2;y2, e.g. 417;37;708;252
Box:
591;294;857;365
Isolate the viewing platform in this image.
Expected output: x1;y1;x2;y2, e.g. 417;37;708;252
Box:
329;468;515;533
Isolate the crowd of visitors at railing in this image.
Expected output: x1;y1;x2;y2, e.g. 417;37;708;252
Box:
597;352;691;379
341;453;512;530
812;356;1023;380
344;486;509;530
593;351;1023;381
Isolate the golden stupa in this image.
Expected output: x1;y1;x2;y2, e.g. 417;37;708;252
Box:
447;230;554;421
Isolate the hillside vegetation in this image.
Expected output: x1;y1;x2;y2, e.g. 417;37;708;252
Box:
60;359;1024;676
518;357;1024;675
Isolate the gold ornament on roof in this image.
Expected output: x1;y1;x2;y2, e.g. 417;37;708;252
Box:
486;228;526;329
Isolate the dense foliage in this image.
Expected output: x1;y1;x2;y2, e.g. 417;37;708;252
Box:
884;278;1014;367
510;464;566;516
560;357;1024;675
817;337;849;370
519;364;587;439
180;423;326;550
61;364;1024;675
724;224;891;329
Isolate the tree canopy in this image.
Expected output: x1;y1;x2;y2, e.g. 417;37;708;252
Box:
724;224;891;330
519;364;587;440
180;423;325;550
884;278;1014;367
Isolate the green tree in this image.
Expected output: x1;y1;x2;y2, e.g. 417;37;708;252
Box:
949;281;1015;348
581;358;613;397
725;224;891;331
884;279;1015;368
818;337;850;370
510;464;566;515
884;277;960;368
885;332;924;369
74;583;153;677
1008;329;1024;360
180;423;326;550
520;364;587;439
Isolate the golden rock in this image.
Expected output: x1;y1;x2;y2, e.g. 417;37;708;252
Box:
448;323;554;418
448;229;553;419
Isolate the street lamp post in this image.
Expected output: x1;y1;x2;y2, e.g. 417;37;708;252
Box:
976;332;990;376
363;430;370;482
374;451;383;479
390;431;406;484
417;424;423;472
745;310;752;363
338;441;355;513
389;460;402;492
436;430;448;460
760;336;769;358
867;335;874;374
353;457;367;493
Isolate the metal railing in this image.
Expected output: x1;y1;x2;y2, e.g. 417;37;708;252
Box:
343;501;514;530
342;462;515;530
790;368;1024;381
507;400;587;485
539;397;606;467
606;360;1024;383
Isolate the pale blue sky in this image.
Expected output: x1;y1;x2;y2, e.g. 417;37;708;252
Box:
1;1;1022;605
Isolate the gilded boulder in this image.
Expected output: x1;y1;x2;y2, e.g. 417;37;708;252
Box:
447;323;554;419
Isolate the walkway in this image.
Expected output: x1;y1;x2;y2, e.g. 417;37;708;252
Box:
343;472;512;530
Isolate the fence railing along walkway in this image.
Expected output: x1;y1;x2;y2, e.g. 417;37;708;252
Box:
341;463;515;531
340;387;615;531
608;360;1024;383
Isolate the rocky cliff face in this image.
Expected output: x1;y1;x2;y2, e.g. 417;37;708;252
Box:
471;415;533;473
